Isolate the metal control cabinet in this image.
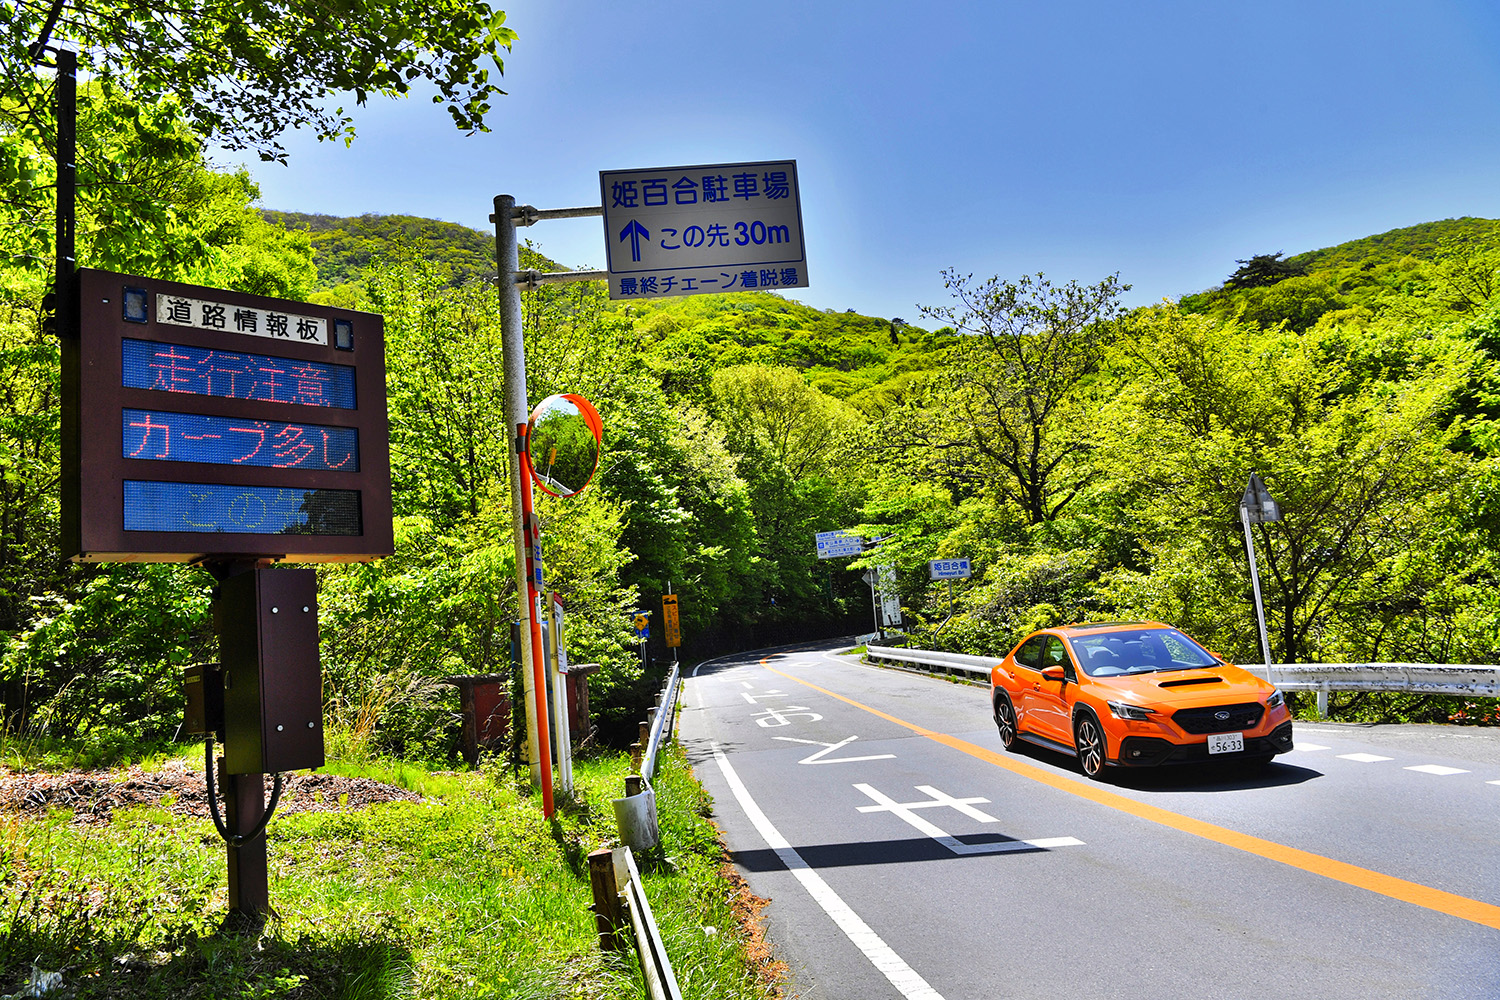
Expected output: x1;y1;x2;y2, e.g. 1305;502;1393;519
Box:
218;568;325;774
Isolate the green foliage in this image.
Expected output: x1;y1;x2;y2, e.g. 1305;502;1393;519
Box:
0;749;782;998
4;0;516;161
1;564;214;755
264;211;504;288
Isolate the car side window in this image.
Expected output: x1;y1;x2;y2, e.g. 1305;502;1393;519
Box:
1045;637;1078;683
1015;636;1046;669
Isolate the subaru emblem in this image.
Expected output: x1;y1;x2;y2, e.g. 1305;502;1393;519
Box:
1215;711;1231;721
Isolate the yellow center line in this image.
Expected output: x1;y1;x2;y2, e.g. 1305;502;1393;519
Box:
764;660;1500;931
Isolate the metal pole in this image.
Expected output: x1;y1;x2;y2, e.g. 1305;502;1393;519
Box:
549;591;573;794
1241;505;1276;686
54;48;75;324
494;195;552;813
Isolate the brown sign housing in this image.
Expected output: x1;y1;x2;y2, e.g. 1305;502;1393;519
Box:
62;269;393;562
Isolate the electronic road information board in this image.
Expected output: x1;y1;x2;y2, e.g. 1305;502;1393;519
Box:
62;269;393;563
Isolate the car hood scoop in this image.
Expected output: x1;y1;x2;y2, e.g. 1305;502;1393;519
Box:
1156;675;1225;688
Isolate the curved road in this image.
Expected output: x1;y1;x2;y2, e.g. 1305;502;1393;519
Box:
678;641;1500;1000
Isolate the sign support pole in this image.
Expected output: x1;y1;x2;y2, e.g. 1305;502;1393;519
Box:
1241;505;1276;687
494;195;552;815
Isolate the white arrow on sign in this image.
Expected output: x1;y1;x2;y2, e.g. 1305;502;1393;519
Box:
774;735;897;765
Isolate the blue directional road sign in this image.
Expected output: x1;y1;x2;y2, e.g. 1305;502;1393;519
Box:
815;529;863;559
600;160;808;301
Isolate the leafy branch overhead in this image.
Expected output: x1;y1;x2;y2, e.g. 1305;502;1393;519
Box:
3;0;517;160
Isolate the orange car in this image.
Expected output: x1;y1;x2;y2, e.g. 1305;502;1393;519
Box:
990;621;1294;778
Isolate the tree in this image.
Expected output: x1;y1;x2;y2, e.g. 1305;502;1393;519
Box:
1097;304;1480;665
1224;252;1308;290
4;0;517;161
904;271;1127;524
710;364;860;480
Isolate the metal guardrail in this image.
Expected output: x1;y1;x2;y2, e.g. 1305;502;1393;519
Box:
642;662;681;780
864;645;1500;710
592;664;687;1000
588;845;683;1000
866;644;993;679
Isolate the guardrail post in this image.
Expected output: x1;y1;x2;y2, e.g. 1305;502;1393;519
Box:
588;848;625;951
1317;687;1329;718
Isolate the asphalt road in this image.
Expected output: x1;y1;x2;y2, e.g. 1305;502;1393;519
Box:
677;641;1500;1000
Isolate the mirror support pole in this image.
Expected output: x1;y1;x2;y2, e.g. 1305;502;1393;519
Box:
494;195;553;816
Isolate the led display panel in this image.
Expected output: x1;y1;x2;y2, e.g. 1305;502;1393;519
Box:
123;482;362;535
121;339;358;409
63;269;392;562
122;410;360;472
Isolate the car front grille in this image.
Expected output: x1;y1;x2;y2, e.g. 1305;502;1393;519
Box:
1173;702;1264;734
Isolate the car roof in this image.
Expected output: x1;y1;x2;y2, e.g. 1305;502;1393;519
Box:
1052;621;1170;636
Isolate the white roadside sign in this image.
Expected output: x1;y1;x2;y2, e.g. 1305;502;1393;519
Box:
879;563;902;628
600;159;808;300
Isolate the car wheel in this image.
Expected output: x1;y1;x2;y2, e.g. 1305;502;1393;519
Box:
1075;713;1107;779
993;694;1019;750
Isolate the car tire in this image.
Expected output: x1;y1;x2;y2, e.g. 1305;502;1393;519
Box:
1074;712;1107;780
994;694;1019;750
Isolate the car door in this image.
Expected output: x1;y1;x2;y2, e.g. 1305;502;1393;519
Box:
1009;635;1049;735
1027;635;1079;742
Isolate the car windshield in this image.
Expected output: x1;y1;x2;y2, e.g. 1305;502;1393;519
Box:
1069;628;1219;676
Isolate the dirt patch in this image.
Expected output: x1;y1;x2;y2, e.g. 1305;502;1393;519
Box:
0;759;422;826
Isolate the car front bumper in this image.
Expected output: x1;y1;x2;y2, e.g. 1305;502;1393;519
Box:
1116;722;1295;767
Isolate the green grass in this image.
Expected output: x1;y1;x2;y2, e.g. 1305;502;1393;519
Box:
1;746;781;999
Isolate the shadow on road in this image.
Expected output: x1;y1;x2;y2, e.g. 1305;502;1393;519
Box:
1003;738;1324;792
731;832;1067;872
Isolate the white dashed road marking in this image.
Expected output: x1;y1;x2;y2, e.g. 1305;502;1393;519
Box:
1405;764;1470;776
1338;753;1395;763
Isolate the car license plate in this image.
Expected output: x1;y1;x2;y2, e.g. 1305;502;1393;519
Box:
1207;732;1244;755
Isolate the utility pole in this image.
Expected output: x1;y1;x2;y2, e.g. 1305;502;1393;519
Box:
491;197;607;816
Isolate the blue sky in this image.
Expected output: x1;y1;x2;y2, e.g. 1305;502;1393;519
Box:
230;0;1500;323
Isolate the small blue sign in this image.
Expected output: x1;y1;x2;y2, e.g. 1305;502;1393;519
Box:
929;558;972;581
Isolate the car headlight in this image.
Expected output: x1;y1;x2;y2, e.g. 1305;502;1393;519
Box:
1266;689;1285;710
1107;700;1156;721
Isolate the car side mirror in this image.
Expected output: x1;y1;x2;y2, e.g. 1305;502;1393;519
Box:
1042;666;1066;682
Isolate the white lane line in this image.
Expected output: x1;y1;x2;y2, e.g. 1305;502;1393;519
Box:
1489;780;1500;787
1294;743;1332;752
1337;753;1394;763
1405;764;1470;776
711;744;945;1000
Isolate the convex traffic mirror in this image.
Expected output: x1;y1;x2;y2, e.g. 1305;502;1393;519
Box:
526;393;603;498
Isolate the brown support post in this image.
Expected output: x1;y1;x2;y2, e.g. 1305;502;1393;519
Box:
630;742;643;773
588;848;623;951
221;764;270;923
